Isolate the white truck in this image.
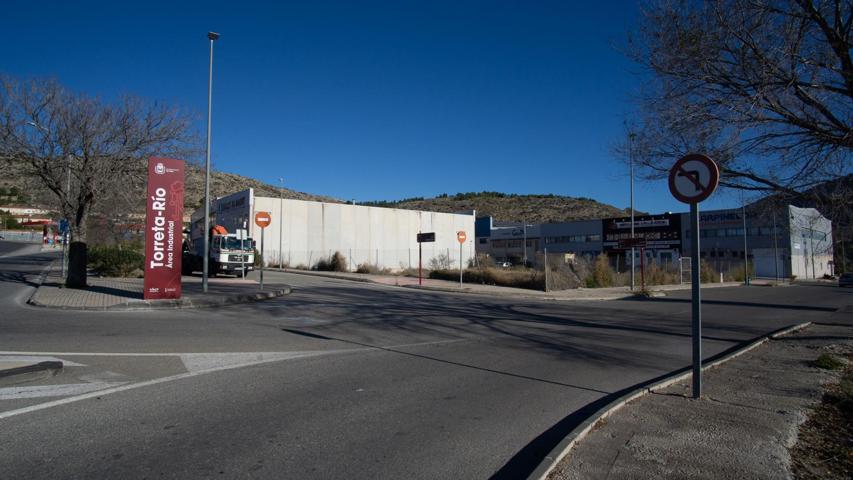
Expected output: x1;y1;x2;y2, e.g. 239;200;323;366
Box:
182;223;255;277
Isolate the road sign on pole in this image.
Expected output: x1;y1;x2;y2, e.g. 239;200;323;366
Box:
669;153;719;399
417;232;436;286
255;212;271;290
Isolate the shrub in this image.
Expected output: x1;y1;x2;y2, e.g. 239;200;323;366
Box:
87;245;144;277
814;353;845;370
356;262;377;274
700;260;719;283
591;253;614;287
428;252;453;270
315;251;348;272
644;262;678;286
429;267;543;290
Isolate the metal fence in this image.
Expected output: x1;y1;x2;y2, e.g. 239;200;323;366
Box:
0;230;42;243
260;247;474;273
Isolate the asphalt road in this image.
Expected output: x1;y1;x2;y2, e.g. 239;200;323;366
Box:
0;241;849;479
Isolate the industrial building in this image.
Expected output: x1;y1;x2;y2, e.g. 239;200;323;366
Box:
193;189;476;272
475;203;835;279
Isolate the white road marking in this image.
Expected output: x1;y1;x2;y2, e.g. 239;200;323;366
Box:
0;382;127;400
0;355;86;367
0;349;352;420
179;351;332;373
0;339;468;420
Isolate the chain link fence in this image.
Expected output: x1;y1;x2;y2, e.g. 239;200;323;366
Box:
260;247;473;274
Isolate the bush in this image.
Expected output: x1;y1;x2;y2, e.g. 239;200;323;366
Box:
644;262;678;286
315;251;348;272
724;262;754;282
700;259;719;283
429;267;543;290
428;252;453;270
88;245;144;277
589;253;615;287
815;353;845;370
356;262;377;274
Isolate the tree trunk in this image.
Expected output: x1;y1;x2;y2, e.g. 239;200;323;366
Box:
66;209;89;289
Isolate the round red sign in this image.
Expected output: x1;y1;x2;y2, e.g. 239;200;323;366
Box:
254;211;272;228
457;231;467;244
668;154;720;204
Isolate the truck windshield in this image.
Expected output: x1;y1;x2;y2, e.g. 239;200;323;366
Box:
220;238;253;250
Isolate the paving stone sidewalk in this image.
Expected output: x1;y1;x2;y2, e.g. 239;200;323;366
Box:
548;321;853;480
29;264;290;310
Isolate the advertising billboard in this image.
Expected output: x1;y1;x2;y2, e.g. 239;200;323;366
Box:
602;213;682;251
144;157;185;300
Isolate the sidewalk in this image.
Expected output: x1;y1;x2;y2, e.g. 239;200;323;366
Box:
546;321;853;480
278;268;742;300
28;264;291;311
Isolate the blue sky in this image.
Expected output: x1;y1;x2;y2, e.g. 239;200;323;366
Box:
1;0;744;214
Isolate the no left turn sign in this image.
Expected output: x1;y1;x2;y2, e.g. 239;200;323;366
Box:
668;154;720;204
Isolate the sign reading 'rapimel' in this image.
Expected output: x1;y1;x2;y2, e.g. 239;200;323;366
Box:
144;157;185;300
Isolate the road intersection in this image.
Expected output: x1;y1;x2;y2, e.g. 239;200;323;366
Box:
0;241;848;479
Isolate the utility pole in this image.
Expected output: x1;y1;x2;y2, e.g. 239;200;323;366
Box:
202;31;220;293
523;221;527;267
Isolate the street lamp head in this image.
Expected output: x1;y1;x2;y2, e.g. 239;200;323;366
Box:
208;32;220;41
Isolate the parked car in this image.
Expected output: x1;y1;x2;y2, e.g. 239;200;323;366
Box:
499;261;512;268
839;272;853;287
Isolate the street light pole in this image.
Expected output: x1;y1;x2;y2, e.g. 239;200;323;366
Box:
629;132;636;291
202;31;220;294
279;177;284;270
741;191;749;285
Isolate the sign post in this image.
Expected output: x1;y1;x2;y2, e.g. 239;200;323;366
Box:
457;231;467;288
668;153;720;399
416;232;436;286
143;157;185;300
58;219;69;280
255;212;271;290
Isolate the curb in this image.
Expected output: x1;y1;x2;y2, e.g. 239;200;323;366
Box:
526;321;813;480
25;260;56;306
27;286;292;311
0;361;63;386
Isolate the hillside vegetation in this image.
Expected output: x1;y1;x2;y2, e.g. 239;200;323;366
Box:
361;191;633;223
2;159;631;224
0;160;339;214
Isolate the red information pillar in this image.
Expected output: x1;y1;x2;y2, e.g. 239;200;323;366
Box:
144;157;185;300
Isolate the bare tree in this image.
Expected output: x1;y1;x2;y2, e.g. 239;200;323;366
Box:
0;77;196;287
625;0;853;195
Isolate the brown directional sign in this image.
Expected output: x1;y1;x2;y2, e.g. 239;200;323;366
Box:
417;232;435;243
668;154;720;204
254;211;271;228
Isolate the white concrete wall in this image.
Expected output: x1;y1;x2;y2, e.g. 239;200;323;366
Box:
245;193;475;271
788;205;834;279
